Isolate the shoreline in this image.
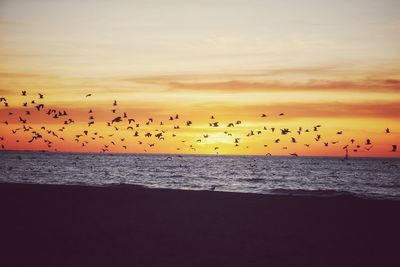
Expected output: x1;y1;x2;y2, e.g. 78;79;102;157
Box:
1;149;399;159
1;182;400;266
2;181;399;201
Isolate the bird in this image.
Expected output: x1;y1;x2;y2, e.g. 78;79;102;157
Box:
35;104;44;111
290;153;298;157
391;145;397;152
85;94;92;97
386;128;390;133
38;93;44;99
22;90;27;96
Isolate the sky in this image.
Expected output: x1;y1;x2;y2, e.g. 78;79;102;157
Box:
0;0;399;156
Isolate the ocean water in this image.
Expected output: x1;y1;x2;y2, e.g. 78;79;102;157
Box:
0;151;399;199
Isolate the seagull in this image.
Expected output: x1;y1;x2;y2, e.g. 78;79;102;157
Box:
85;94;92;97
391;145;397;152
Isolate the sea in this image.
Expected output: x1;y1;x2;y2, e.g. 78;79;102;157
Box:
1;151;399;200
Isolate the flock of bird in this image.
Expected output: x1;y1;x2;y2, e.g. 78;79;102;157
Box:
0;90;398;157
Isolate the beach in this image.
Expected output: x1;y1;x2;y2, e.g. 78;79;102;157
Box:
0;183;399;267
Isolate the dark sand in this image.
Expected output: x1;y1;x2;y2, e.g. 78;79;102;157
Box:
0;183;399;267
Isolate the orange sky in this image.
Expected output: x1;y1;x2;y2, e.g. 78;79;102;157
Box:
0;0;399;157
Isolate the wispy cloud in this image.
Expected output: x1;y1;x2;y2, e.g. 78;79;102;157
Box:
196;101;400;119
0;88;13;95
167;79;400;93
0;72;56;79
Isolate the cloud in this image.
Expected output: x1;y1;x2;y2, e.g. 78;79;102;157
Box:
167;79;400;93
123;65;400;93
196;101;400;119
0;72;56;79
0;88;13;95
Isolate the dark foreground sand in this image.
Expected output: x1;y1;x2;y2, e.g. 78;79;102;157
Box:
0;183;399;267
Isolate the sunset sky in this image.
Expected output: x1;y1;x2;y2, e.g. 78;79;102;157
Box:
0;0;399;156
